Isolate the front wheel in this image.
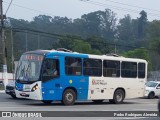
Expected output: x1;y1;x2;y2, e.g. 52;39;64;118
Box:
62;89;76;106
112;89;125;104
148;92;155;99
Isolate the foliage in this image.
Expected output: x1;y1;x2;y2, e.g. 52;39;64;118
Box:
2;9;160;72
138;10;147;39
53;35;101;55
122;48;152;71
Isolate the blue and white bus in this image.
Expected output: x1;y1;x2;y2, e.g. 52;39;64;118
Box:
15;49;147;105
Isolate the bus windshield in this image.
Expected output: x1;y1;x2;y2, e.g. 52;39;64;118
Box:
16;54;44;83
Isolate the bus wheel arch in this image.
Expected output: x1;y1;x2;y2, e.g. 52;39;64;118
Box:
109;88;125;104
62;87;77;105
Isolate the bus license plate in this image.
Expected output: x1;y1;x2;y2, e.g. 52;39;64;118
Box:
24;85;30;91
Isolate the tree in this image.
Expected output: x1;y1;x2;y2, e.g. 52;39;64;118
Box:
138;10;147;39
122;48;152;70
52;35;101;55
75;9;117;40
117;15;134;40
86;37;111;54
145;20;160;70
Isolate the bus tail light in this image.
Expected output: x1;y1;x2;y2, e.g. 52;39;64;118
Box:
31;84;38;92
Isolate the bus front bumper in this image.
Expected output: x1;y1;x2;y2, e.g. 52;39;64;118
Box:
15;89;42;100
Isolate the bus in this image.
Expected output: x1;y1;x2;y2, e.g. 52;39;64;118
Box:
15;49;148;105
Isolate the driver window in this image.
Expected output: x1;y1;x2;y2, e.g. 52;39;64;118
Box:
42;59;59;81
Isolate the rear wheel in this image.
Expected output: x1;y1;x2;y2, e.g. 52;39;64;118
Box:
148;92;155;99
42;100;53;104
62;89;76;106
111;89;125;104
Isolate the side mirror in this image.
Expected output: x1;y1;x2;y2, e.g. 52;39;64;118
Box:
156;87;160;89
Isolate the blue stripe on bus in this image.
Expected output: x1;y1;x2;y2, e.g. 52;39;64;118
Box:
41;52;89;101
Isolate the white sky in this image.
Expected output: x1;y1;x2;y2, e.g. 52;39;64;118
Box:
3;0;160;21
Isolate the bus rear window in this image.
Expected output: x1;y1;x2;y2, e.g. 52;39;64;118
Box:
138;63;145;78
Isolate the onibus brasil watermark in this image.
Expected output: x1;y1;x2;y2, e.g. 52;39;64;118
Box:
0;111;159;117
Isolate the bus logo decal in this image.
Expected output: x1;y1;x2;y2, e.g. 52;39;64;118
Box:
92;79;107;85
69;80;73;84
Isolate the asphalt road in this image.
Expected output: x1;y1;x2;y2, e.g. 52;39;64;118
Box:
0;93;159;120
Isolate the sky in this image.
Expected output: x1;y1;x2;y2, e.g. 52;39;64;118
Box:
3;0;160;21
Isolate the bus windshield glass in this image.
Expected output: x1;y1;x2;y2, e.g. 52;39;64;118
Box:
16;54;44;83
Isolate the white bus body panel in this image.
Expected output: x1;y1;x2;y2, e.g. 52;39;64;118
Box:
87;55;147;100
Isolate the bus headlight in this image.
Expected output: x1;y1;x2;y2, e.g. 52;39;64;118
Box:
31;84;38;92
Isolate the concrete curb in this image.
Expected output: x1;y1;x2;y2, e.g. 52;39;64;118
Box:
0;90;5;93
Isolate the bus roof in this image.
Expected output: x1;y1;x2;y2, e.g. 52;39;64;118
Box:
24;49;147;63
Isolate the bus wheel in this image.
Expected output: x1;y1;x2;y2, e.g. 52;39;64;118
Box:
148;92;155;99
112;89;125;104
92;100;104;103
42;100;53;104
62;89;76;106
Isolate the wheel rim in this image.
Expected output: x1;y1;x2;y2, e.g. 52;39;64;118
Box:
65;92;73;102
116;92;122;102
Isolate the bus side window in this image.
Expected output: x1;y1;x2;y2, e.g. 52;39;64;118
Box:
121;62;137;78
103;60;120;77
138;63;145;78
65;57;82;76
83;58;102;76
42;59;59;81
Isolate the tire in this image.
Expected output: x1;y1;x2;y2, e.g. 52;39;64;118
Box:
148;92;155;99
112;89;125;104
42;100;53;104
11;94;17;99
62;89;76;106
92;100;104;103
158;99;160;112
